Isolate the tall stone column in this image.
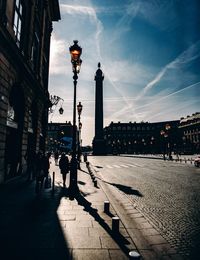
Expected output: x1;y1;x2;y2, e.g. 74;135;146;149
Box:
93;63;106;155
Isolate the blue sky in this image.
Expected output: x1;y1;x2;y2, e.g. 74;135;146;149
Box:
49;0;200;145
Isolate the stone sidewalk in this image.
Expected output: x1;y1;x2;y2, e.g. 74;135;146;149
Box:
0;159;137;260
50;160;137;259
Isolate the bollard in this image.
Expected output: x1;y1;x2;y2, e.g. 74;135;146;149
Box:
52;171;55;194
112;216;119;233
104;201;110;213
94;179;97;187
129;251;141;259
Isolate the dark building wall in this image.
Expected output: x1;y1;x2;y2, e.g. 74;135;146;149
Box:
0;0;60;183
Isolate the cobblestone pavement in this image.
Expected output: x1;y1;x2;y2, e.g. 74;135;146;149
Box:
89;156;200;259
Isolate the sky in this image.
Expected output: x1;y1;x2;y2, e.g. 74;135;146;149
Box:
49;0;200;146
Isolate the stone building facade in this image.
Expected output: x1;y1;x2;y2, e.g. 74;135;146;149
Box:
179;112;200;154
0;0;60;183
104;120;180;155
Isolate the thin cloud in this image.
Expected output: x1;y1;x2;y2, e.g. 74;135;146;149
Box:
60;4;96;16
109;81;200;122
49;35;67;75
60;4;103;59
136;40;200;101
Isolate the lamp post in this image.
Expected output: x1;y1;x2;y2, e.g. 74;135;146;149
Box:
160;124;172;160
151;136;155;154
77;101;83;169
160;129;167;160
69;40;82;193
165;124;172;160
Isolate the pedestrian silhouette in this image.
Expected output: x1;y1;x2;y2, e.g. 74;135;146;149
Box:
25;149;36;181
35;151;49;193
54;151;59;165
59;153;69;187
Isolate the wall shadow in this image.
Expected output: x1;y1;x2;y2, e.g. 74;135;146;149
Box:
0;177;71;260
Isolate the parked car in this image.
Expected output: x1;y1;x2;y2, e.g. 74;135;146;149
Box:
194;156;200;167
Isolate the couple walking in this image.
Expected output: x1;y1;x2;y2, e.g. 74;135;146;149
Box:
59;153;70;187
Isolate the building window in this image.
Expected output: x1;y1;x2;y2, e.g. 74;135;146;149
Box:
13;0;23;47
31;31;40;72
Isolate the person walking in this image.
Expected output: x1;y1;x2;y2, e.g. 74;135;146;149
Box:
59;153;69;187
54;151;59;165
25;149;36;181
35;151;45;193
35;151;50;194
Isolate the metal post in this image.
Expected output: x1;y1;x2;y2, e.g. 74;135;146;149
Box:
69;71;78;193
52;171;55;194
104;201;110;213
112;216;120;233
78;114;81;169
94;179;97;187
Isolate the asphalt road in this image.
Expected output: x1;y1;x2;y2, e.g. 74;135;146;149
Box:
89;155;200;259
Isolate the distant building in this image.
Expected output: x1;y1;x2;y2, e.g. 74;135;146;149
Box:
104;120;180;155
47;122;74;153
0;1;60;183
179;112;200;154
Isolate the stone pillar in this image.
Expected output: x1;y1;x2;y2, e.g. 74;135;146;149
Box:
92;63;106;155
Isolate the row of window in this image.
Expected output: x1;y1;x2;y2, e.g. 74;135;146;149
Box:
12;0;50;83
184;128;200;135
108;126;156;131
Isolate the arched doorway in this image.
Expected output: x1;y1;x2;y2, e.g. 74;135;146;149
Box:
5;85;24;180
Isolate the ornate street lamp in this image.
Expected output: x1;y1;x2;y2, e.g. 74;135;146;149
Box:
160;124;172;160
49;95;64;114
160;129;166;160
69;40;82;193
77;101;83;169
77;101;83;117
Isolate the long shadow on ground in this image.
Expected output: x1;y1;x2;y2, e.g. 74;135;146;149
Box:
0;178;71;260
